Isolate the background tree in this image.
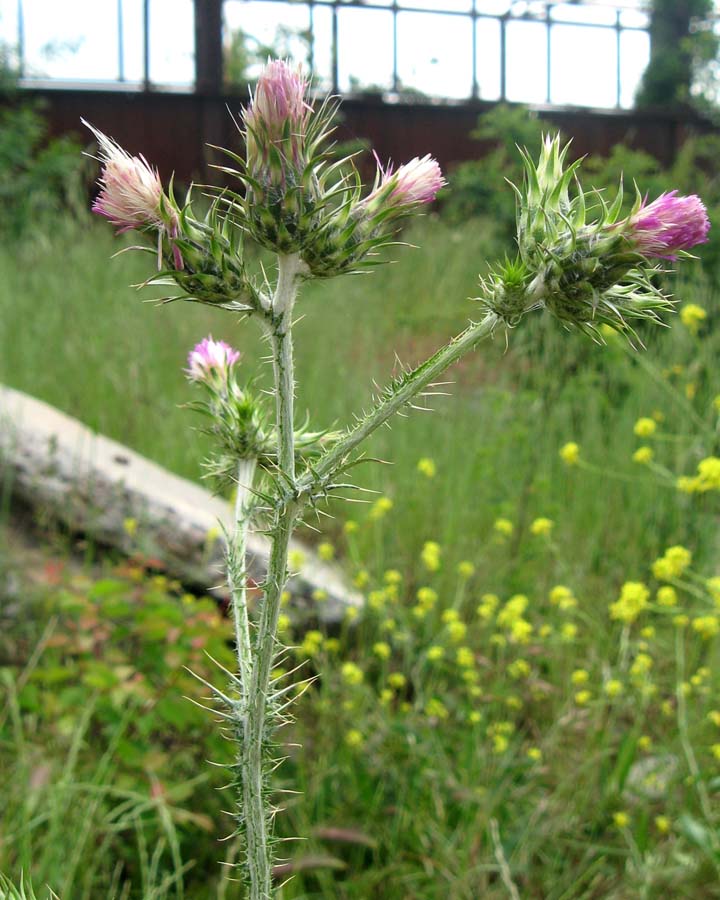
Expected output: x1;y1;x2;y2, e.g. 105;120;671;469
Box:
636;0;719;109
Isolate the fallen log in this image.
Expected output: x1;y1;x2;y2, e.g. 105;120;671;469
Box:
0;384;362;623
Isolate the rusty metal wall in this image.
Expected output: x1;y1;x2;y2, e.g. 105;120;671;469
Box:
19;87;716;186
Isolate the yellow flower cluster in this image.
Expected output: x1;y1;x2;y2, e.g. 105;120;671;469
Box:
530;517;554;536
416;457;437;478
634;417;657;438
559;442;580;465
421;541;441;572
494;517;514;537
369;496;393;520
477;593;499;620
677;457;720;494
633;446;654;465
549;585;577;611
496;594;533;644
680;303;707;335
609;581;650;624
652;545;692;581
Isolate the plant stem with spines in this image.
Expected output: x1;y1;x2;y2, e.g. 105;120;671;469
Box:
241;253;300;899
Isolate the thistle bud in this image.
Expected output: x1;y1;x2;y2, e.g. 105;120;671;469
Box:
495;135;702;340
84;119;182;268
624;192;710;260
84;119;166;232
186;337;241;385
365;154;445;214
244;60;310;161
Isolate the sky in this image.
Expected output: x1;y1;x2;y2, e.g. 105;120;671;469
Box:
0;0;653;110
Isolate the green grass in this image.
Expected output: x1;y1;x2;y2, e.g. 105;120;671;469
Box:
2;217;720;897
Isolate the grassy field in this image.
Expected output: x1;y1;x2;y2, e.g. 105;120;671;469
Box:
2;217;720;897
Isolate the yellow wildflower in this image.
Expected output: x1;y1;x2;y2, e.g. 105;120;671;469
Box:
477;593;499;620
494;517;514;537
526;747;542;762
343;519;358;535
575;690;592;705
417;457;437;478
345;729;364;748
427;645;445;662
456;647;475;668
421;541;441;572
341;662;363;685
680;302;707;334
353;569;369;589
571;669;589;686
610;581;650;624
613;811;630;829
530;517;554;536
508;658;530;680
123;517;138;537
634;417;657;438
317;541;334;561
654;815;671;835
549;585;577;610
457;560;475;579
425;698;449;720
560;623;578;642
604;679;624;698
633;446;654;465
656;586;678;607
373;641;391;660
369;496;393;521
448;621;468;643
560;442;580;465
638;735;652;751
388;672;406;689
692;616;720;639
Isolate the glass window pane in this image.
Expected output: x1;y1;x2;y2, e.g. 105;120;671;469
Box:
119;0;145;83
309;4;333;91
550;4;616;26
398;0;471;10
396;11;472;98
337;8;393;93
477;1;511;13
224;1;311;83
505;20;547;103
476;16;501;100
550;24;616;107
21;0;120;81
620;10;649;29
620;28;650;108
149;0;193;86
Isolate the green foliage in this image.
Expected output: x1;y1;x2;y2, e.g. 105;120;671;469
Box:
0;564;238;898
440;104;547;240
0;98;87;238
2;211;720;896
636;0;718;110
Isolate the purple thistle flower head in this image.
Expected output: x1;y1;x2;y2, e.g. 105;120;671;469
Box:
627;191;710;260
83;119;164;233
244;59;311;140
186;337;241;384
366;154;446;211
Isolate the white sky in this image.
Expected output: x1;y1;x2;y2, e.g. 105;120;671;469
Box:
0;0;653;109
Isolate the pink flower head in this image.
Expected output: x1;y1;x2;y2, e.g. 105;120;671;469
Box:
244;59;311;140
367;154;446;210
83;119;164;233
186;337;241;383
628;191;710;260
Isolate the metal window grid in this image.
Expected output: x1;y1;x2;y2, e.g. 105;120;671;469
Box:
9;0;658;108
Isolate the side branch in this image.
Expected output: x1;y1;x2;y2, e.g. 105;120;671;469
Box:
296;311;500;495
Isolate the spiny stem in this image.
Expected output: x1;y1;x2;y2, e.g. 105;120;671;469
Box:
242;253;301;899
229;457;257;697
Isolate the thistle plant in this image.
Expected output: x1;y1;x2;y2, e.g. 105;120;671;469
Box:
85;60;709;898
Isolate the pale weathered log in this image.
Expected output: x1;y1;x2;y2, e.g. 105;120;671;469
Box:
0;384;362;623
